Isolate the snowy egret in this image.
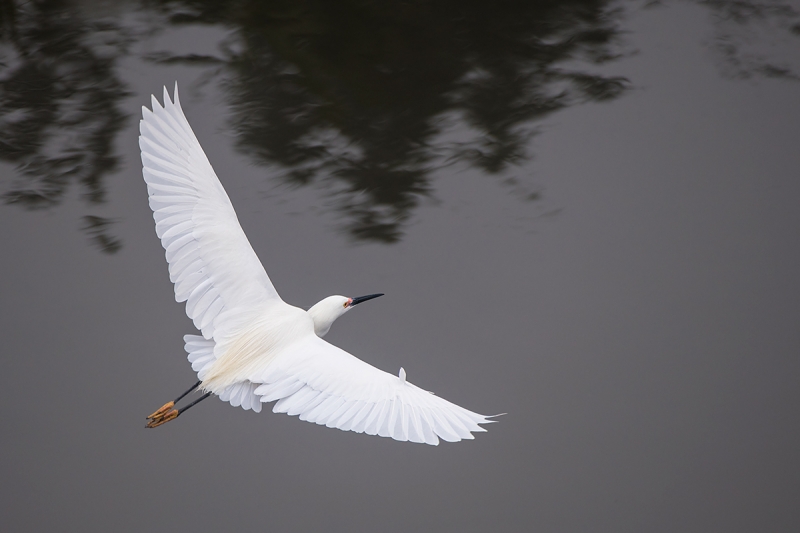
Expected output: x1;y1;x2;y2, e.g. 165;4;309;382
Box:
140;84;496;444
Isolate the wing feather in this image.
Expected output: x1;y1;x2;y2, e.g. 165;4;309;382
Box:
249;335;495;444
140;84;282;340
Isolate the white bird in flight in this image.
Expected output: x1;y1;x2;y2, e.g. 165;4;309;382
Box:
140;84;495;444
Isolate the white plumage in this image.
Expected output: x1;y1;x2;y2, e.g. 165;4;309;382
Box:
140;84;495;444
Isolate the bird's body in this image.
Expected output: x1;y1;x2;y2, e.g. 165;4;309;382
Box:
197;301;310;394
140;84;495;444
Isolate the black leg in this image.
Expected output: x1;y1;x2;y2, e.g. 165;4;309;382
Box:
177;392;212;415
174;380;202;404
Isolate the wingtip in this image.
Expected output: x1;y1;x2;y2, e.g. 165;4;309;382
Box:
140;106;153;123
174;81;180;106
142;82;180;114
482;412;507;423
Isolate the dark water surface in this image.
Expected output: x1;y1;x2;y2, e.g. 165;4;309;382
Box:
1;1;799;531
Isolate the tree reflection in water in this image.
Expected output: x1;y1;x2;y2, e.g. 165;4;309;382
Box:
0;0;129;253
0;0;797;249
702;0;800;80
149;0;630;242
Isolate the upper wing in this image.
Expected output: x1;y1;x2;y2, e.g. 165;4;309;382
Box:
248;335;496;445
139;84;282;340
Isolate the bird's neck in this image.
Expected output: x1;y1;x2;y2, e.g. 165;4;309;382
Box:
307;299;346;337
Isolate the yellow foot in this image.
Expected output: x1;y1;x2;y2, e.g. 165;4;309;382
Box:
145;409;179;428
146;401;175;420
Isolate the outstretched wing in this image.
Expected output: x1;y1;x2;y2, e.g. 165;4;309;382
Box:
139;84;282;340
249;335;496;445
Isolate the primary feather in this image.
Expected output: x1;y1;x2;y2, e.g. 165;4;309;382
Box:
140;84;495;444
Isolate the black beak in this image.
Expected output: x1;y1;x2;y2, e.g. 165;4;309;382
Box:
350;293;384;306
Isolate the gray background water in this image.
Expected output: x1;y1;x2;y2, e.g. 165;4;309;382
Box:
1;1;799;531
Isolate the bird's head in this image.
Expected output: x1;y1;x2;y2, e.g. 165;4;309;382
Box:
307;293;384;337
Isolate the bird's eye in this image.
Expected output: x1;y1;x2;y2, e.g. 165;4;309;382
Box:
343;302;348;308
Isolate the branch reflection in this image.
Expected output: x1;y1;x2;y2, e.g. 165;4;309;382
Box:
149;0;630;242
0;0;797;250
0;0;131;253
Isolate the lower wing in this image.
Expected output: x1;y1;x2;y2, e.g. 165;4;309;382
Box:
183;333;497;444
247;335;497;445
